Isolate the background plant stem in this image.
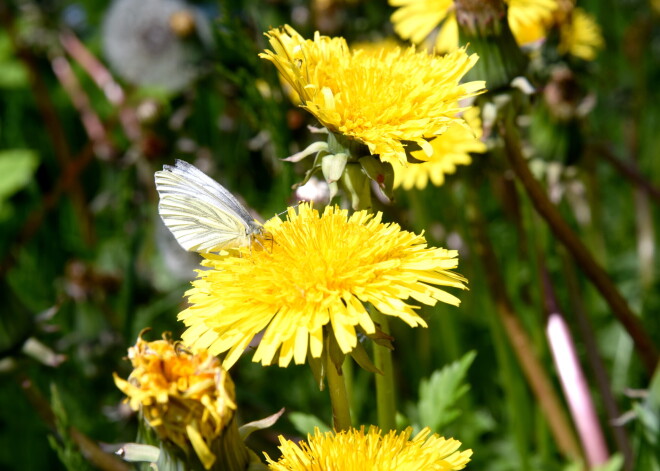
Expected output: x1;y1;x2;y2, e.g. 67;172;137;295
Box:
467;197;583;460
501;120;659;374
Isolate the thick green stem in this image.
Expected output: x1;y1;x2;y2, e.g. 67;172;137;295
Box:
372;311;396;432
326;354;352;431
501;118;659;374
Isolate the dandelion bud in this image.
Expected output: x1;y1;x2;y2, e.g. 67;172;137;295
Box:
114;333;250;470
455;0;528;91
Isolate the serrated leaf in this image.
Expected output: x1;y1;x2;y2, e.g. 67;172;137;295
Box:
48;385;94;471
414;350;477;433
288;412;331;435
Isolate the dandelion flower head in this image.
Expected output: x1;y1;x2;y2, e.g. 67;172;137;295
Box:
558;7;603;61
113;334;236;469
179;203;467;368
260;25;484;166
266;426;473;471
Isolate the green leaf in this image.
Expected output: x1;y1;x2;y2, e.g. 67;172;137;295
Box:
288;412;331;436
0;61;29;89
414;350;477;433
0;33;28;89
592;454;624;471
0;149;39;203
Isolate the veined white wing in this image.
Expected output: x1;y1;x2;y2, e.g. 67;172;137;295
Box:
155;160;262;253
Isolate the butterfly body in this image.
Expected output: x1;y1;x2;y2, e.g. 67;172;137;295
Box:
155;160;262;253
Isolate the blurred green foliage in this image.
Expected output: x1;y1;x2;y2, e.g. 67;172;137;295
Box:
0;0;658;470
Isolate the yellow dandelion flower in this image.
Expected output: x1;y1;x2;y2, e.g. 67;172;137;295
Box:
259;25;484;166
393;107;486;190
179;203;467;368
265;426;473;471
558;8;603;61
390;0;557;52
113;334;240;470
345;38;484;191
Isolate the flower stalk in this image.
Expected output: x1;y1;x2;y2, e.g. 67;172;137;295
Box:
326;352;353;431
372;311;397;432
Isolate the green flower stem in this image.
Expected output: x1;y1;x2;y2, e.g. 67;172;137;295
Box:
371;311;396;432
500;117;659;374
326;354;352;431
342;355;356;417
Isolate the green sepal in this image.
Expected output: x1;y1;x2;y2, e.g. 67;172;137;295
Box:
359;155;394;200
328;181;339;202
364;323;395;350
239;408;285;440
322;152;348;183
291;142;329;190
340;163;371;210
327;329;347;373
348;339;383;375
117;443;161;463
307;349;326;391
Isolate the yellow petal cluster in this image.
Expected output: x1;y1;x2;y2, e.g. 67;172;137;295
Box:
393;107;486;190
558;7;603;61
390;0;557;52
179;203;467;368
113;334;236;469
266;426;473;471
260;25;484;166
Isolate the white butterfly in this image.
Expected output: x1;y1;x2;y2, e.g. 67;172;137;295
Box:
155;159;263;253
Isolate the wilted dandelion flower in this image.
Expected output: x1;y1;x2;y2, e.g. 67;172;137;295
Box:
390;0;557;52
558;7;603;61
113;334;242;470
259;25;484;166
265;426;473;471
179;203;467;368
393;107;486;190
102;0;212;92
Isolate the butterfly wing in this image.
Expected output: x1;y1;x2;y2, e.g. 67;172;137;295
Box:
155;160;261;253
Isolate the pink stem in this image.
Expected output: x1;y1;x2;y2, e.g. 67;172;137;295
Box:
60;30;141;141
51;55;114;159
547;312;609;467
60;30;125;105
